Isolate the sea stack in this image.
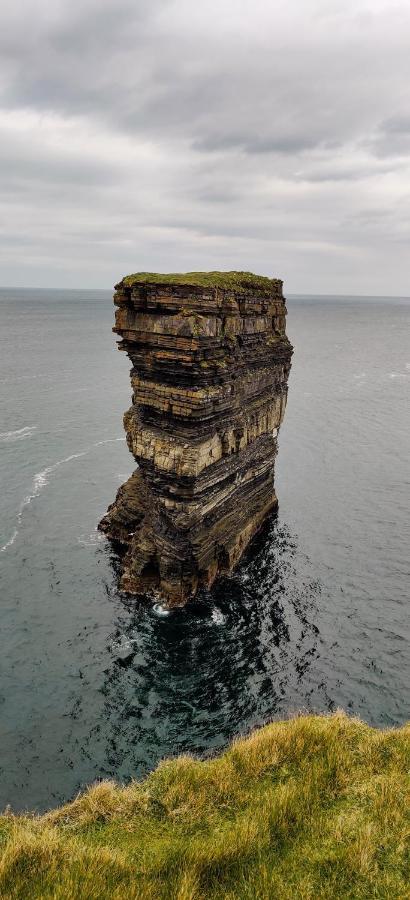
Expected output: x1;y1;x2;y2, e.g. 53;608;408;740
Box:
99;271;293;606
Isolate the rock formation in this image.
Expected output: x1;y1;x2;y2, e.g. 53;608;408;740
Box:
99;271;292;606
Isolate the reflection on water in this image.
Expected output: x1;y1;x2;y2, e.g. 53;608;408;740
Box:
75;519;331;785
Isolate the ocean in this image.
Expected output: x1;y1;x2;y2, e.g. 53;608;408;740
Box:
0;288;409;812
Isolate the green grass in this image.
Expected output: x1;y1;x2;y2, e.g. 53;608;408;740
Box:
121;270;281;295
0;713;409;899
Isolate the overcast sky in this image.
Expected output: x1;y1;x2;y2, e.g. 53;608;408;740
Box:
1;0;409;293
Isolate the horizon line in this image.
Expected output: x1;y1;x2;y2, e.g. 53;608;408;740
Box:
0;285;410;300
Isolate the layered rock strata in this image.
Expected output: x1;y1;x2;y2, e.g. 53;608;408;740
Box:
99;271;293;606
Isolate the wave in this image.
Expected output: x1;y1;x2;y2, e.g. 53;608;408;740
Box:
27;451;89;503
94;437;125;446
1;451;88;553
1;437;125;554
0;425;37;442
0;528;19;552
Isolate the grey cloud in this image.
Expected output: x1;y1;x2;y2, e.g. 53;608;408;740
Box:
381;115;410;135
193;134;317;156
49;1;146;53
0;148;117;189
367;113;410;158
193;188;239;204
0;0;409;292
0;2;390;148
296;161;399;183
370;135;410;159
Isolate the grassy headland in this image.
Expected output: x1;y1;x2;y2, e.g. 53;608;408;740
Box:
0;712;408;899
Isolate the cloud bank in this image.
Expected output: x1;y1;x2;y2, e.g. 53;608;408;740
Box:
1;0;409;292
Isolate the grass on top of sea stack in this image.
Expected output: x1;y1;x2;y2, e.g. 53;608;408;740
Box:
0;713;408;900
121;270;282;295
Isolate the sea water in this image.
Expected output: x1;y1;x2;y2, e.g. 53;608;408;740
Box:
0;288;409;811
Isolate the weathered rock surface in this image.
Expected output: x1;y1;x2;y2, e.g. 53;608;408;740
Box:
99;271;293;606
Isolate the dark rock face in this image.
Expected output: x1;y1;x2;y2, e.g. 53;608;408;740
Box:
99;271;293;606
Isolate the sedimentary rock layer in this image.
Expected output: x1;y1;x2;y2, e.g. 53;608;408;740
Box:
99;271;293;605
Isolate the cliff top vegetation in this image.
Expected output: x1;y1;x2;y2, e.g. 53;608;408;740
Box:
0;712;408;899
121;270;282;294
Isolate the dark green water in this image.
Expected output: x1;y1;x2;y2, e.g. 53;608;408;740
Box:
1;289;409;811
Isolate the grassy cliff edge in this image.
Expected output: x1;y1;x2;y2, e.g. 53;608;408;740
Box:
0;713;408;899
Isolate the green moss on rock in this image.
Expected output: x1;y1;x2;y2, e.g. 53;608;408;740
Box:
121;270;281;295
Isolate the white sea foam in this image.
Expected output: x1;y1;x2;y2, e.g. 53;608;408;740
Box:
111;636;135;652
18;451;88;521
211;608;226;625
94;437;125;446
1;437;126;554
1;450;87;553
30;452;88;500
0;425;37;442
0;528;19;552
77;530;106;546
153;603;170;617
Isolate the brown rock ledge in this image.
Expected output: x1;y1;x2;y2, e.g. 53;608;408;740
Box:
99;271;293;606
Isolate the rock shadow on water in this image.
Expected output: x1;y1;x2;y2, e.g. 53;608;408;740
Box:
86;515;333;783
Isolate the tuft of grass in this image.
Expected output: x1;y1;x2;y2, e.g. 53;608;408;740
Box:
120;270;282;295
0;713;409;899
